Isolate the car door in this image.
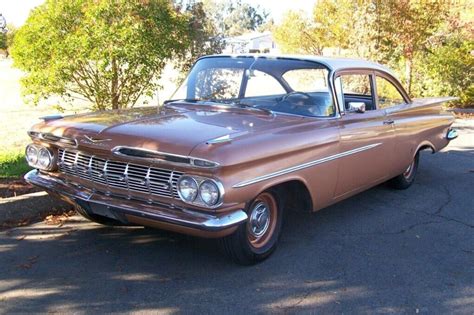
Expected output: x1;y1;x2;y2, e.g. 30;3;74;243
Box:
334;71;396;198
374;74;414;174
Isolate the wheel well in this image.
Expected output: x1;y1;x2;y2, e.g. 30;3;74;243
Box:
272;180;313;212
417;144;435;154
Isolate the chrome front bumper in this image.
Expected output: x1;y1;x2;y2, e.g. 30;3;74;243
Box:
24;170;247;234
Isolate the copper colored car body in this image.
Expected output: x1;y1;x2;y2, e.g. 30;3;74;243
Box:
24;55;457;264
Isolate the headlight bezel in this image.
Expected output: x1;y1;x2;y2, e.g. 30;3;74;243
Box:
177;175;199;202
37;147;54;169
199;179;221;206
26;145;39;165
177;174;224;208
25;144;56;171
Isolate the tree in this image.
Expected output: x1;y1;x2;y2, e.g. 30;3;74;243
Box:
0;25;17;57
11;0;190;110
0;32;6;51
273;0;356;56
202;0;268;36
273;11;324;55
373;0;449;95
174;1;224;75
413;4;474;107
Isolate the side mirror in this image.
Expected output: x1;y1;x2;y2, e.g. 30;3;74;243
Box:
245;69;256;78
348;102;366;113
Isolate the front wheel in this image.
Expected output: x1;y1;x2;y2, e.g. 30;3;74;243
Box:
220;190;284;265
389;152;420;190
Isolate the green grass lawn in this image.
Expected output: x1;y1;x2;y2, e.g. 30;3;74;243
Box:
0;150;31;179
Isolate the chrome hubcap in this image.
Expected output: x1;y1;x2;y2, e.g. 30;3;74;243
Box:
403;161;415;178
249;202;270;237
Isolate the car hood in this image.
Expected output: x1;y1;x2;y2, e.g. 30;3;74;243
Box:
32;104;304;156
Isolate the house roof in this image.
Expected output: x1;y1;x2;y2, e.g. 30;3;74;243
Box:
224;31;273;42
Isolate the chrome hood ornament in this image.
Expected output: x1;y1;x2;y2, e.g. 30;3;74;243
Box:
83;135;112;143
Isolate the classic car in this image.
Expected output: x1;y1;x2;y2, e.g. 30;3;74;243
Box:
24;54;458;264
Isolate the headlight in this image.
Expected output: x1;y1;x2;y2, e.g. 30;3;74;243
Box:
25;144;54;170
26;145;39;165
177;176;198;202
199;180;220;206
177;175;224;208
37;147;53;169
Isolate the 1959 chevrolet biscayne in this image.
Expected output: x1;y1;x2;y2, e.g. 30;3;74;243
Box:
24;55;458;264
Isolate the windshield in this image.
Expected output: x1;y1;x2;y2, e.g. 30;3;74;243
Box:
169;56;335;117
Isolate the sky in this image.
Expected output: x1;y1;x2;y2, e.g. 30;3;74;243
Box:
0;0;316;27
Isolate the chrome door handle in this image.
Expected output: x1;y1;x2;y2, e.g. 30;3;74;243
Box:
383;119;394;125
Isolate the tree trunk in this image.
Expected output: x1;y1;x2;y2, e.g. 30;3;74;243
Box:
405;58;413;96
111;57;119;110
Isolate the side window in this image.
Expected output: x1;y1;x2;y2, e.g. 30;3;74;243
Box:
245;70;286;97
282;69;328;92
338;74;375;111
376;76;405;108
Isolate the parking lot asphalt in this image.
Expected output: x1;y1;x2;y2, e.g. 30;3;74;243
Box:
0;120;473;314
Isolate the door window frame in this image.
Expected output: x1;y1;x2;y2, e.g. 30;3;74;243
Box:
373;71;411;110
333;68;411;116
333;69;377;115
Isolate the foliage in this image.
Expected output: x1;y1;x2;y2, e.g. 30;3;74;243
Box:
274;0;355;55
202;0;268;36
0;24;16;57
0;150;30;179
174;1;225;75
11;0;190;110
273;0;473;107
373;0;449;95
415;29;474;107
273;11;323;55
0;33;5;51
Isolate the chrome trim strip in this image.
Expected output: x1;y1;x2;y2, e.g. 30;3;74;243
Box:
112;146;220;169
28;131;78;147
206;134;232;145
232;143;383;188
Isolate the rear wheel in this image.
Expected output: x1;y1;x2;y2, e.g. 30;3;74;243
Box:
389;152;419;190
220;190;284;265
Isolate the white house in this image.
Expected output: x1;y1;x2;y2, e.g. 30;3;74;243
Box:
223;31;279;54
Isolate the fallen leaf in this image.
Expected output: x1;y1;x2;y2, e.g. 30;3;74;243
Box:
17;255;39;270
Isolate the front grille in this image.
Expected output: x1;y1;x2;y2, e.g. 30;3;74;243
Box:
58;148;182;199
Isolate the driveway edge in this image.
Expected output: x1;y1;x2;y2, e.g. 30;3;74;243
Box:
0;191;70;226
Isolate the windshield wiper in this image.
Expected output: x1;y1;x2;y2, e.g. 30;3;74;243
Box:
164;98;273;116
225;101;274;116
163;98;200;104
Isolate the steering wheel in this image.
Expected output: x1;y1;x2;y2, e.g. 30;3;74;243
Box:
281;91;313;102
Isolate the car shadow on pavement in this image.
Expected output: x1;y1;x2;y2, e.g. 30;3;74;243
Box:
0;149;472;314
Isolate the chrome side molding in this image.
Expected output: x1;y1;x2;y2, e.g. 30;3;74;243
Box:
233;143;382;188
